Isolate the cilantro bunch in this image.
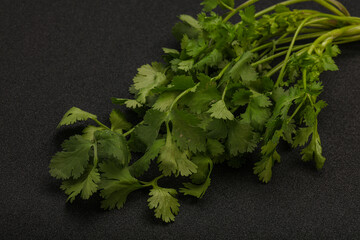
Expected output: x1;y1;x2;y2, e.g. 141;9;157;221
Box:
49;0;360;222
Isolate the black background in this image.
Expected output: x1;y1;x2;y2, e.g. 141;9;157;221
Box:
1;0;359;239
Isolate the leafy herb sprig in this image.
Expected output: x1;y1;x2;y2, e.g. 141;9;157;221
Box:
50;0;360;222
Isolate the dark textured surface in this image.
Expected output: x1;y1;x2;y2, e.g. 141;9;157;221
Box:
1;0;359;239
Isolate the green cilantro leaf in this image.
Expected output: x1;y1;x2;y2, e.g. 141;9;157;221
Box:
129;139;165;178
185;38;207;57
162;48;180;55
49;135;92;179
82;125;105;141
110;109;132;131
293;127;313;147
229;51;257;83
153;92;178;112
134;109;167;147
132;62;167;103
208;100;234;120
282;120;296;144
195;49;223;71
179;14;202;30
301;131;326;169
206;119;228;139
189;156;212;184
184;75;221;114
227;121;258;156
201;0;218;12
157;134;197;177
240;5;256;24
111;98;143;109
253;150;280;183
207;139;225;157
302;105;316;127
232;89;252;106
95;130;130;165
241;100;271;131
60;166;100;203
178;59;194;72
57;107;97;128
180;178;211;199
171;110;206;153
148;187;180;223
180;156;213;198
163;75;196;91
99;162;143;210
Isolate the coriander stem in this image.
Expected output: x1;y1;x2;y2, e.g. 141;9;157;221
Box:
251;30;329;53
307;94;315;107
334;34;360;44
287;95;307;123
255;0;311;18
275;15;319;88
251;43;311;66
93;139;99;166
92;118;111;130
222;81;229;100
123;120;144;137
303;69;307;90
315;0;345;16
326;0;350;16
218;0;235;12
169;83;200;111
308;24;360;54
223;0;260;23
211;62;232;82
266;47;309;78
140;175;164;187
254;0;346;18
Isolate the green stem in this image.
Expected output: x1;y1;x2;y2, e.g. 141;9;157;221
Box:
254;0;348;18
140;175;164;187
266;47;309;77
251;30;329;53
211;62;232;82
218;0;235;11
93;139;99;166
326;0;350;16
303;69;307;89
287;95;307;123
275;42;313;52
123;120;144;137
307;93;315;107
93;118;111;130
169;83;200;111
252;43;311;67
255;0;311;18
266;61;285;78
308;24;360;54
223;0;260;23
222;81;229;100
315;0;345;16
334;34;360;44
275;15;319;87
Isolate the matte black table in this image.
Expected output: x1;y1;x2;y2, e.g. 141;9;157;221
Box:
1;0;359;239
